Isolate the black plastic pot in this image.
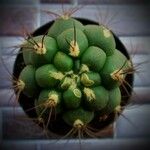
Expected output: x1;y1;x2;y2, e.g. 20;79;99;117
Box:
13;18;134;138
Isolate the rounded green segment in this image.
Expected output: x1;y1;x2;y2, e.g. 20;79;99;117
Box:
100;87;121;115
84;86;109;111
63;88;82;109
84;25;115;56
63;107;94;126
54;52;73;72
23;35;58;67
35;64;59;88
48;17;84;38
100;50;129;89
81;46;106;72
36;90;61;116
19;65;38;97
57;28;88;57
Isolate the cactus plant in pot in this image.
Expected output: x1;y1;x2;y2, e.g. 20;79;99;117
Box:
12;13;134;139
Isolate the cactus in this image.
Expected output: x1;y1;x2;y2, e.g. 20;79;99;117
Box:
13;16;133;138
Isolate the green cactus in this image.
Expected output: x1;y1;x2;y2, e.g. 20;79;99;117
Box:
17;17;132;137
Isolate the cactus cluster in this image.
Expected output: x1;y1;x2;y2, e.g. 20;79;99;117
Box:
16;17;131;137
